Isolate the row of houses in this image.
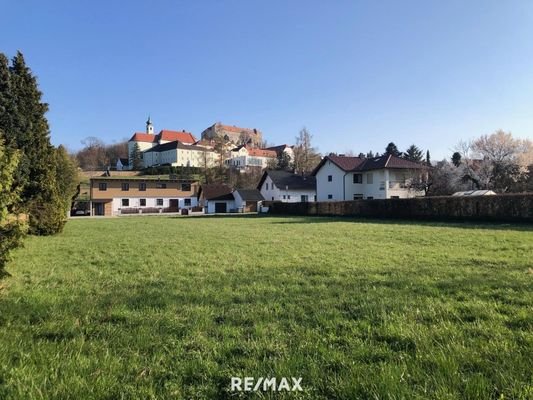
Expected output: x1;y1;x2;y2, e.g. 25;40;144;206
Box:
118;118;287;171
89;153;427;216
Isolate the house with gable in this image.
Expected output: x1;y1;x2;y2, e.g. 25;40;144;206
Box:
258;170;316;202
226;145;277;170
313;154;427;201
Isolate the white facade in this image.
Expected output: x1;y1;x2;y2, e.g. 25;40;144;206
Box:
315;161;346;201
204;199;235;214
315;160;424;201
111;196;198;215
260;175;316;203
226;146;275;169
143;146;218;168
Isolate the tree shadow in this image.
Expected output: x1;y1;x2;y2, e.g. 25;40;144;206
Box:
266;215;533;232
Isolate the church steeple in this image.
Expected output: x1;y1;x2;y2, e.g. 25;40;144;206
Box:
146;115;154;134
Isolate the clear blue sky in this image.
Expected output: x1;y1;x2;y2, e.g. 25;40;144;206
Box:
2;0;533;160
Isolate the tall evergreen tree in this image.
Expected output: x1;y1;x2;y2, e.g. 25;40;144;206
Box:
385;142;401;157
451;151;462;167
0;135;26;274
130;142;143;170
0;52;71;234
426;150;431;165
404;144;423;162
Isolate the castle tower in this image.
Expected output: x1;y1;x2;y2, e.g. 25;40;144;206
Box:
146;115;154;134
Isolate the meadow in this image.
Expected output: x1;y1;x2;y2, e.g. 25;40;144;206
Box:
0;216;531;399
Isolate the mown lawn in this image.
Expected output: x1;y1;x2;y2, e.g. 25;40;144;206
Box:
0;216;532;399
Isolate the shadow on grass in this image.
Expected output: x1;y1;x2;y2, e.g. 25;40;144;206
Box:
266;214;533;232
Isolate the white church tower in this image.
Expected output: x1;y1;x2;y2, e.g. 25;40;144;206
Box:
146;115;154;134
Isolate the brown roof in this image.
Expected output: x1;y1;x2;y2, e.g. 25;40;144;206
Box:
198;184;234;200
313;154;427;175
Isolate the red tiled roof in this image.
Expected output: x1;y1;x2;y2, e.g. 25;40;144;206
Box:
247;147;277;158
158;130;197;144
129;132;158;143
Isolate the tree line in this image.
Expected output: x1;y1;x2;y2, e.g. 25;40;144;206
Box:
0;52;78;274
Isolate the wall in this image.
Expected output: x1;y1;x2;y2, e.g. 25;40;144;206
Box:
315;161;345;201
111;196;198;214
91;179;199;200
266;194;533;222
206;200;235;214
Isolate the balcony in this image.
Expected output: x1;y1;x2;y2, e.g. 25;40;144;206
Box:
380;181;408;190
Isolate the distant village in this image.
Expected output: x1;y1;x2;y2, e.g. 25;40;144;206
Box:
80;117;434;216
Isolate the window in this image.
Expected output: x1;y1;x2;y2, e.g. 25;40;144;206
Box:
266;183;269;190
328;194;333;199
282;195;286;199
181;183;191;191
367;196;374;200
367;173;373;184
156;183;167;189
98;182;107;191
353;174;362;184
301;195;308;202
328;175;333;182
353;194;363;200
184;198;191;206
156;199;163;206
122;199;129;207
121;183;129;191
140;199;146;206
287;195;291;199
139;183;146;191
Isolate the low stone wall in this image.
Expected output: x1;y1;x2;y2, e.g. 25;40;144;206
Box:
265;194;533;223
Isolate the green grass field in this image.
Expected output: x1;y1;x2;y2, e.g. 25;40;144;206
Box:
0;216;532;399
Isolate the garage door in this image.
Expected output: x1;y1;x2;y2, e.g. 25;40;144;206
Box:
215;202;227;213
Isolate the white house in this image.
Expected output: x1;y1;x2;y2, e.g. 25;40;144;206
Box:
233;189;264;212
313;154;427;201
258;170;317;202
198;184;236;214
226;145;277;170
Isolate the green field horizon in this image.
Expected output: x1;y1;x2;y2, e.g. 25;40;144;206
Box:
0;216;532;399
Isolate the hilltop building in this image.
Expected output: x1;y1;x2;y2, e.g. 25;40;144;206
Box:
200;122;263;147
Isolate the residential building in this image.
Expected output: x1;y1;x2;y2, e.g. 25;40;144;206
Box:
200;122;263;147
233;189;264;212
265;144;294;161
197;184;235;214
313;154;427;201
197;185;264;213
257;170;317;202
90;175;199;216
142;141;218;168
226;145;277;170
